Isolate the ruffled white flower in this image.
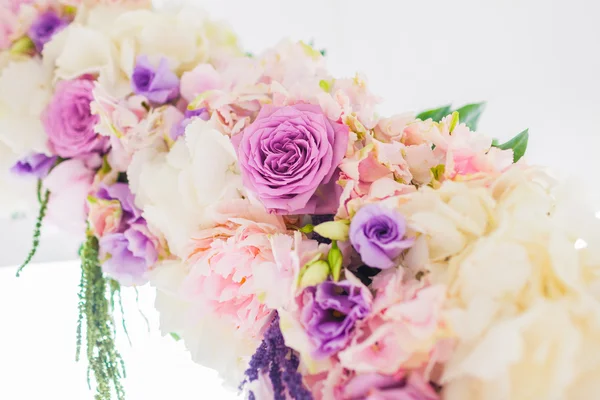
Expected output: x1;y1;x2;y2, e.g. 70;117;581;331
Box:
0;56;52;157
149;260;256;387
43;21;129;97
397;167;600;400
128;119;243;259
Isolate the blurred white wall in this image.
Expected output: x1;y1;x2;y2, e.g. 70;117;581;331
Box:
2;0;599;262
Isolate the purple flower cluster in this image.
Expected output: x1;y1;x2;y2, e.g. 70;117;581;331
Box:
94;183;157;286
242;313;312;400
301;279;371;358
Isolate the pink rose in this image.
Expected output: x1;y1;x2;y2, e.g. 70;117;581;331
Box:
87;197;122;237
231;104;349;215
44;78;107;158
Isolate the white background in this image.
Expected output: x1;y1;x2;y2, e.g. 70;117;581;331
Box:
1;0;599;398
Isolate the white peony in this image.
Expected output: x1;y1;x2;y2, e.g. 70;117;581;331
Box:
0;57;52;157
127;119;243;259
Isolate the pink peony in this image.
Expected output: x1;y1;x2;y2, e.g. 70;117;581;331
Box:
182;200;288;336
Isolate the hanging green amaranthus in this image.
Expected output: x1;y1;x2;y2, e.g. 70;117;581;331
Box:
15;179;50;277
76;233;126;400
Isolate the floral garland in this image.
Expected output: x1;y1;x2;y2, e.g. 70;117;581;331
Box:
3;1;600;400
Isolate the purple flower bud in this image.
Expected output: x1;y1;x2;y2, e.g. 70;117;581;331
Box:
170;108;209;141
99;223;157;287
11;153;58;179
28;11;68;52
349;204;414;270
132;56;179;104
301;280;371;358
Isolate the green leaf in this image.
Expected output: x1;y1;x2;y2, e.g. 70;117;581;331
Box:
328;241;343;281
416;104;452;122
453;102;486;131
169;333;181;341
492;129;529;162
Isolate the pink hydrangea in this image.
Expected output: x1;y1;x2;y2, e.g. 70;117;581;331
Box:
338;269;452;377
182;200;288;336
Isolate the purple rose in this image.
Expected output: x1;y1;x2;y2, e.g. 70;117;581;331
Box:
341;372;439;400
43;78;106;158
300;279;371;358
231;104;349;215
28;10;68;52
10;153;58;178
349;204;414;270
99;223;157;287
132;56;179;104
170;107;209;141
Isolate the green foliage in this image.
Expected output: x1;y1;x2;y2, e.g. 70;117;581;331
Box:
415;105;452;122
16;180;49;277
416;102;487;131
492;129;529;162
453;102;486;130
76;234;126;400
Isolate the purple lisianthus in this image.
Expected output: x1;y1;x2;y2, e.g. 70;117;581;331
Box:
28;10;68;52
231;104;349;215
99;224;156;287
349;204;414;270
95;182;141;225
10;153;58;178
43;78;106;158
170;107;209;141
341;372;439;400
132;56;179;104
300;279;371;358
